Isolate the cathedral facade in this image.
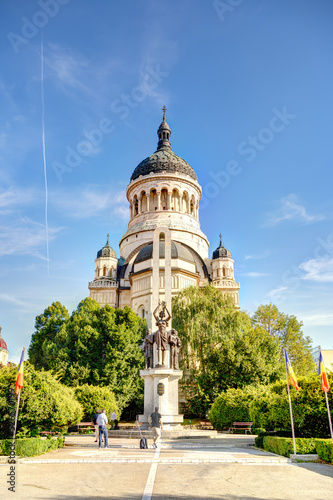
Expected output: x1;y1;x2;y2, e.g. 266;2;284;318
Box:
88;110;240;328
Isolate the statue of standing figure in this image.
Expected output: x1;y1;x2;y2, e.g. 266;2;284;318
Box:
153;301;171;367
144;329;154;369
169;329;181;369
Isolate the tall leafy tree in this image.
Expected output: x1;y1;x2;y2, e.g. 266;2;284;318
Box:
251;303;315;375
172;286;282;416
28;298;146;411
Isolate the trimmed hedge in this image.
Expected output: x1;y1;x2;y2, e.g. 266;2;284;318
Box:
0;436;64;458
315;438;333;464
260;436;316;457
256;435;333;463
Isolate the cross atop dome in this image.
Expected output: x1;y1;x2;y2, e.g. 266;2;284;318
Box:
162;105;167;121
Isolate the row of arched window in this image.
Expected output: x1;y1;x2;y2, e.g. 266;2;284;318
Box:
129;188;199;219
95;266;116;278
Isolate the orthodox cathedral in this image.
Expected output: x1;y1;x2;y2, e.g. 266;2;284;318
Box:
88;108;240;328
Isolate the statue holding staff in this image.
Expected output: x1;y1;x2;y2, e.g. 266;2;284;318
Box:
153;301;171;366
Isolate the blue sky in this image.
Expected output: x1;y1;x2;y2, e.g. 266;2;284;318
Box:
1;0;333;363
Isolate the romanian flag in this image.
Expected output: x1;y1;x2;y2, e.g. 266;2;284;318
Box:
318;351;330;393
15;349;25;395
284;350;300;390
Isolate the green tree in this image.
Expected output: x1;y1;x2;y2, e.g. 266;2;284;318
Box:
28;298;146;412
28;301;70;372
172;286;281;416
75;385;118;421
252;303;315;375
0;363;83;438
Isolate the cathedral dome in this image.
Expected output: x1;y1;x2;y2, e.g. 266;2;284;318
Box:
96;235;117;259
131;149;198;182
212;235;232;259
134;241;195;264
130;107;198;182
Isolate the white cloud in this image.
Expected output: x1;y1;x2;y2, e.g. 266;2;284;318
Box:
264;194;325;227
0;293;39;312
0;187;38;209
300;256;333;282
51;186;128;219
300;312;333;327
265;285;290;300
244;250;270;261
241;272;270;277
0;217;61;259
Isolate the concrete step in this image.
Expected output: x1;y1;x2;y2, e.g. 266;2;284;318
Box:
108;429;219;439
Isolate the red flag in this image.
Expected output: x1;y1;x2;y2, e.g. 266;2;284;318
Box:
15;349;25;395
318;351;330;393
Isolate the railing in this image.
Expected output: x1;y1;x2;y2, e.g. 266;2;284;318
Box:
88;279;117;288
212;280;240;288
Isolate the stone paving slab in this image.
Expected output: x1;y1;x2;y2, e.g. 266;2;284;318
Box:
7;434;291;465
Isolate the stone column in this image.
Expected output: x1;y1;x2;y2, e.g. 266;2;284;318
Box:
138;197;142;214
166;192;171;210
157;191;161;210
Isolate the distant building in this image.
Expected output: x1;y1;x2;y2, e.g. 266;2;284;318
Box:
312;346;333;373
89;110;240;328
0;325;9;366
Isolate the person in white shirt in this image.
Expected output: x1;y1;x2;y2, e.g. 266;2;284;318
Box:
96;408;109;448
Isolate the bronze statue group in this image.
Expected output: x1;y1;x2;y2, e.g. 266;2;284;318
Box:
144;301;181;369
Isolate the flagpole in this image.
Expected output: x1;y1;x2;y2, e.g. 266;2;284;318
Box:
12;347;25;442
324;389;333;439
284;350;297;455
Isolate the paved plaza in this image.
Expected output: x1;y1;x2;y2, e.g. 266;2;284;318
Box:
1;433;333;499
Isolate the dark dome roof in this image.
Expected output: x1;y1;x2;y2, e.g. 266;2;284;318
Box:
97;236;117;259
134;241;195;265
212;236;232;260
130;149;198;182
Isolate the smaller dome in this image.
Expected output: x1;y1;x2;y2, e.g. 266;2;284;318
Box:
134;241;195;265
212;235;232;260
97;234;117;259
0;337;8;351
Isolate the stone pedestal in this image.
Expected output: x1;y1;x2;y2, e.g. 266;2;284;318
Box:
138;367;184;429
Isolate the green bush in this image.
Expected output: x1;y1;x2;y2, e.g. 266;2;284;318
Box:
0;435;64;457
261;436;316;457
248;375;333;438
315;439;333;463
209;385;266;430
74;385;118;421
0;364;83;438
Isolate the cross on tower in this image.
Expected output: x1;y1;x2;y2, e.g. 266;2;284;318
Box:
219;233;223;246
162;105;167;120
106;233;110;245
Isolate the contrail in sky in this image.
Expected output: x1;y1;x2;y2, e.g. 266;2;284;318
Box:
41;36;49;276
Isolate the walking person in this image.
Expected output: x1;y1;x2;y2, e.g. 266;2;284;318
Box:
93;409;101;443
149;406;163;449
97;408;109;449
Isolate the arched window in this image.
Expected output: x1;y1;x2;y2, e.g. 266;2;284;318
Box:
222;267;226;277
134;197;138;215
141;192;147;212
103;266;107;277
161;189;167;210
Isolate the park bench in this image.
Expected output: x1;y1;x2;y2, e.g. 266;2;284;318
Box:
76;422;95;433
228;422;253;434
200;420;214;430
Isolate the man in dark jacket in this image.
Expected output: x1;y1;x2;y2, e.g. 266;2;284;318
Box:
149;406;163;449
